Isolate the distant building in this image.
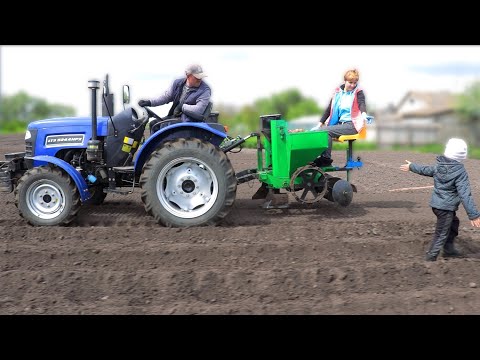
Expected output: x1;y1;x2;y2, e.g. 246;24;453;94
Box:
375;91;469;147
380;91;457;125
287;115;318;130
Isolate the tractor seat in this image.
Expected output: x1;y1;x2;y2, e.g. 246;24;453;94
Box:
335;126;367;143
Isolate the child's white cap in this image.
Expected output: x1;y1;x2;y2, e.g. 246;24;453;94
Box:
444;138;468;161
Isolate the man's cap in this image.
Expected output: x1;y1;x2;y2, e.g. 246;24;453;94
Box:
444;138;468;161
185;64;207;80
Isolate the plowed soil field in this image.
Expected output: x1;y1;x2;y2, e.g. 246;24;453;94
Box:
2;133;480;314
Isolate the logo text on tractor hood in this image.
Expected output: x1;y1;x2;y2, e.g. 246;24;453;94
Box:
45;134;85;147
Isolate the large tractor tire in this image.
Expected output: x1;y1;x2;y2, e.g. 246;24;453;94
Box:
14;166;81;226
140;138;237;228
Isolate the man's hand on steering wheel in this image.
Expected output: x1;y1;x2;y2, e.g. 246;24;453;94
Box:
173;104;183;117
138;99;151;107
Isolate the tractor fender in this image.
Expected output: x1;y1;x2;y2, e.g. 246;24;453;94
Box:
134;122;227;174
26;155;91;202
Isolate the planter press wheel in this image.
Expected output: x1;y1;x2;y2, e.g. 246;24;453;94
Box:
289;165;327;204
332;179;354;207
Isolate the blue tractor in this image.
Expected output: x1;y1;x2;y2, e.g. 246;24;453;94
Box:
0;75;237;227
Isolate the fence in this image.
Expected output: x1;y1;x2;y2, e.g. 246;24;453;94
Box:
375;123;474;148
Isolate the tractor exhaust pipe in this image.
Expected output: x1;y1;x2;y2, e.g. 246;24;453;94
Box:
88;80;99;140
87;80;103;162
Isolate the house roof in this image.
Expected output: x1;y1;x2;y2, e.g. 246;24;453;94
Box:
397;91;457;117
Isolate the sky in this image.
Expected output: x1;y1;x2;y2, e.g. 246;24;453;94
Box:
2;45;480;118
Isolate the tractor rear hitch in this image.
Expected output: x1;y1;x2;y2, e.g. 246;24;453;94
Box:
222;133;259;153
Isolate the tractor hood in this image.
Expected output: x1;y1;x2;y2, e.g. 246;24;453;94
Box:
28;116;110;137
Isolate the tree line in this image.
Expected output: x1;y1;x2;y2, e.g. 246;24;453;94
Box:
0;87;320;135
0;91;75;133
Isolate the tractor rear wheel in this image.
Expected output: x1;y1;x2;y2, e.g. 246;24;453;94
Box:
14;166;81;226
140;138;237;227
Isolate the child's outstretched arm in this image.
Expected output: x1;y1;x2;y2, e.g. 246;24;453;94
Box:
400;160;412;172
400;160;435;177
471;218;480;227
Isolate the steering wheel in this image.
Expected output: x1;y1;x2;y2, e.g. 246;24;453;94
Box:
144;107;163;122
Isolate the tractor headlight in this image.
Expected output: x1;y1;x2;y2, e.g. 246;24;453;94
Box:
25;130;32;140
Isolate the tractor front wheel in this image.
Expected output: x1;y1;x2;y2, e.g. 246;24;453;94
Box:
14;166;81;226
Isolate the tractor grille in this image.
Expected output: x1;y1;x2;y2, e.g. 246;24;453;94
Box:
25;129;37;157
25;141;33;157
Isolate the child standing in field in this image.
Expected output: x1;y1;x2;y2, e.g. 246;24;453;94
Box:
400;138;480;261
